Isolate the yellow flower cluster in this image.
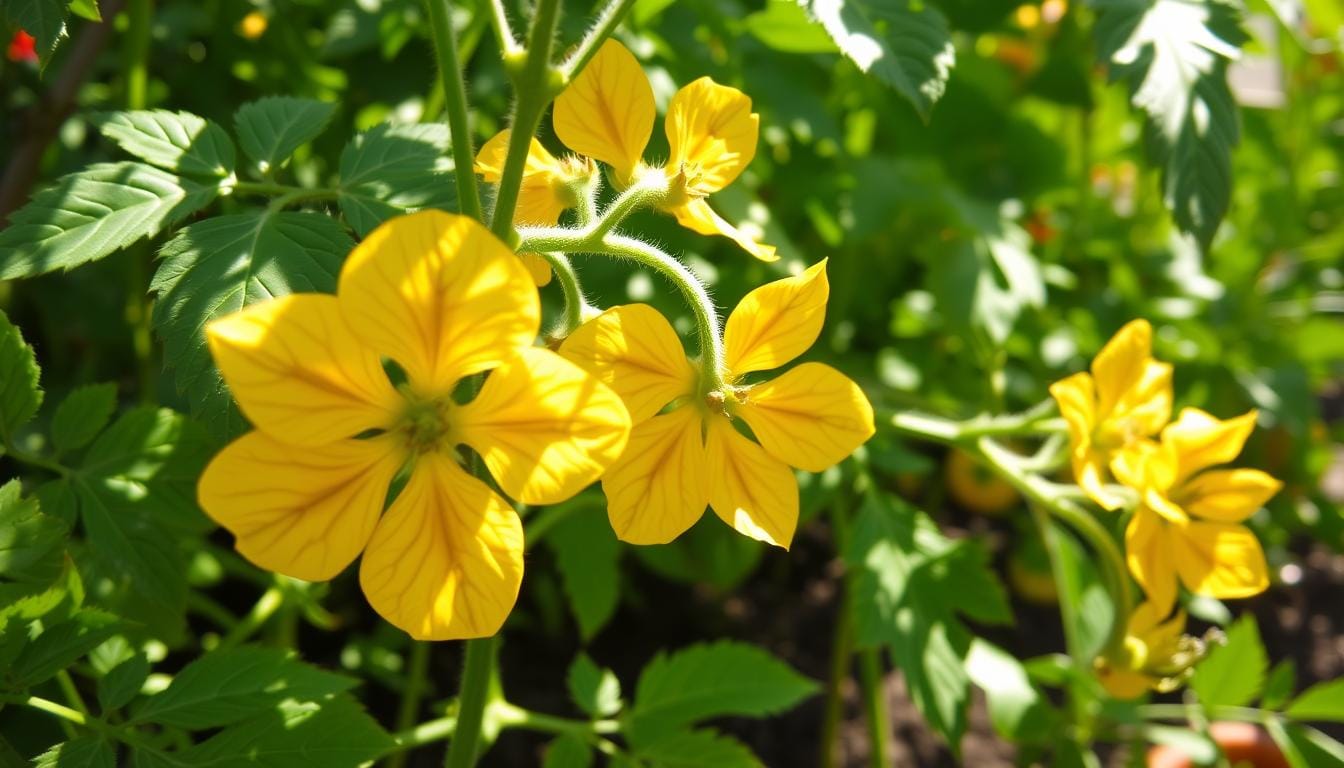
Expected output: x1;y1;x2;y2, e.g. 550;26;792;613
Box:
475;39;775;265
1050;319;1282;696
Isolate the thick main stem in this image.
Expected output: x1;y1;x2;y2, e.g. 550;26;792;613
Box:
444;636;498;768
427;0;483;221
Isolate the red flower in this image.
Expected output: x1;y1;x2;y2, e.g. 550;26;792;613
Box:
8;30;37;63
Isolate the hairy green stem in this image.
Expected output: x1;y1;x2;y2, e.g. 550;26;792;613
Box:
487;0;519;55
492;701;620;736
427;0;484;221
393;715;458;751
535;252;590;335
444;636;499;768
560;0;637;80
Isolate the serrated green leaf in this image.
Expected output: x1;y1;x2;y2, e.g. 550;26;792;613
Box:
95;110;236;178
743;1;837;54
549;508;620;641
567;653;622;718
132;646;359;729
180;697;394;767
150;211;350;438
543;734;593;768
0;480;67;584
1287;678;1344;723
0;162;218;280
965;639;1051;742
235;97;337;174
2;0;67;68
634;729;762;768
33;736;114;768
1094;0;1245;247
98;651;150;712
337;122;456;236
9;609;119;688
806;0;955;120
51;383;118;455
1191;614;1266;708
0;309;42;442
627;641;816;746
1262;659;1297;710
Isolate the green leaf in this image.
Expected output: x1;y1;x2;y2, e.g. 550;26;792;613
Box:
1287;678;1344;723
1272;723;1344;768
62;407;212;638
1043;520;1114;661
151;211;351;438
2;0;67;68
68;0;101;22
543;735;593;768
1143;724;1218;764
1262;659;1297;710
844;493;1011;745
633;513;763;590
180;698;394;767
97;652;150;712
567;653;622;718
743;1;838;54
94;110;236;178
549;508;620;641
9;609;119;688
0;309;42;442
0;162;218;280
806;0;955;120
1191;613;1266;708
1094;0;1245;247
633;729;762;768
965;639;1051;741
627;640;816;746
51;383;118;455
337;122;456;236
0;480;67;584
132;646;359;729
33;737;115;768
235;97;337;174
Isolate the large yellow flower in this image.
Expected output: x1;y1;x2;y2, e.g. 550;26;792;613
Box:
1123;408;1280;614
197;211;631;641
559;261;873;547
1049;319;1173;509
551;39;776;262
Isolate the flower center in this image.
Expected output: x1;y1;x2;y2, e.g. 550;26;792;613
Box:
1093;414;1139;451
398;397;456;455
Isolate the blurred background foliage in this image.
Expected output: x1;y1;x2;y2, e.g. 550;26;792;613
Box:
2;0;1343;765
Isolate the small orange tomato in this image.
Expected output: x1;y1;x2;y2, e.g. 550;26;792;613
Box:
945;448;1019;516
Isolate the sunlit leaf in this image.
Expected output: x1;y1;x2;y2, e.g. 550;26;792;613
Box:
94;111;236;178
33;737;114;768
567;653;622;718
0;309;43;441
234;97;337;175
1191;613;1266;708
337;122;456;236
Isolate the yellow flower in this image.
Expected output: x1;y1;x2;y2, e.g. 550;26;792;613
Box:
197;211;631;641
1049;319;1173;510
238;11;267;40
1096;601;1197;699
473;131;594;286
552;39;776;262
1123;408;1280;614
559;261;873;547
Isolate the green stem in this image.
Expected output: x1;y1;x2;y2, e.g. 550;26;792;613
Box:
427;0;483;221
387;643;433;768
216;584;284;650
492;701;621;736
444;636;499;768
124;0;152;109
1139;704;1274;724
536;252;590;335
393;715;457;752
560;0;637;80
123;0;155;404
0;443;70;476
56;670;90;717
489;0;563;238
487;0;520;55
186;591;239;631
820;506;855;768
0;694;156;752
231;180;338;199
858;649;890;768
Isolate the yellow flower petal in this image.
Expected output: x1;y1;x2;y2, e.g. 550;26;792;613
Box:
474;129;561;182
1098;666;1153;700
558;304;696;424
723;259;828;376
736;363;873;472
671;199;777;262
1049;372;1123;508
207;293;402;445
458;347;631;505
704;416;798;548
477;131;574;226
199;432;402;582
520;253;553;287
665;76;758;195
1092;319;1153;415
1163;408;1258;483
602;406;708;544
553;39;653;183
1111;359;1172;437
338;210;540;394
1172;520;1269;599
1124;506;1178;615
1180;468;1282;523
359;452;523;640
